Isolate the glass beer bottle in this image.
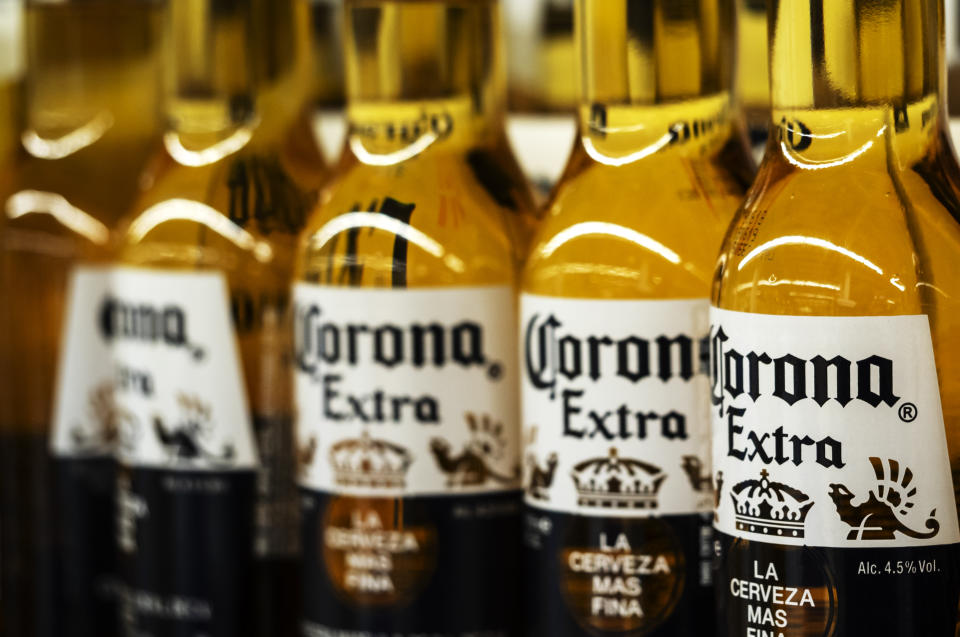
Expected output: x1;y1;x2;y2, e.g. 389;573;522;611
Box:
712;0;960;634
0;2;164;635
111;0;323;635
521;0;753;635
293;0;534;633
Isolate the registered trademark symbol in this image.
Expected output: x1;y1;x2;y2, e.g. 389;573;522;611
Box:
487;361;503;380
899;402;918;422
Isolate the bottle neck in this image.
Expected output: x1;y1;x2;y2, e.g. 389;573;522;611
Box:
343;0;507;161
23;0;163;160
164;0;313;162
767;0;945;169
576;0;737;164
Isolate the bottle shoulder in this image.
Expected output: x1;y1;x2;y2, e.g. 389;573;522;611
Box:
714;152;960;317
296;150;529;288
116;146;314;276
0;142;155;261
523;145;748;300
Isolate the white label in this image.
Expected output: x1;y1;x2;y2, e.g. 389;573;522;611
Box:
110;267;258;471
711;309;960;548
521;295;713;517
293;285;520;497
506;115;577;193
51;266;115;457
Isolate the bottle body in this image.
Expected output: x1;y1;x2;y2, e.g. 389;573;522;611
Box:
712;1;960;634
294;1;532;633
0;2;163;635
521;0;752;635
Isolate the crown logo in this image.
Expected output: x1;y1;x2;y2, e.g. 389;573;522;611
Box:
730;469;814;538
570;447;666;510
329;432;413;489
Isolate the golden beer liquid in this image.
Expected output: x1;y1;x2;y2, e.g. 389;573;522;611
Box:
114;0;325;634
0;2;163;634
714;0;960;633
521;1;753;634
294;0;534;629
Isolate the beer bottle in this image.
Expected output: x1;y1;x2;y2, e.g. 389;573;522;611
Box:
506;0;576;113
0;2;164;635
293;0;534;633
111;0;322;635
307;0;344;109
521;0;753;635
504;0;578;205
712;0;960;634
735;0;770;151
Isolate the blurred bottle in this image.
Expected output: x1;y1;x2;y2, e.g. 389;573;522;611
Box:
293;0;534;633
504;0;578;203
111;0;323;635
307;0;344;109
306;0;346;166
0;2;164;636
735;0;770;152
507;0;576;113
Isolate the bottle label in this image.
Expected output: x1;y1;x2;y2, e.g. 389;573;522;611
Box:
294;285;520;497
52;266;117;459
521;295;713;636
294;285;521;634
110;267;257;635
711;309;958;548
711;308;960;636
49;265;120;633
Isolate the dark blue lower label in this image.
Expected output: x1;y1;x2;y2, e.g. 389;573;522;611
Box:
714;530;960;636
300;490;522;635
523;507;713;636
1;433;121;637
118;466;256;637
54;456;119;636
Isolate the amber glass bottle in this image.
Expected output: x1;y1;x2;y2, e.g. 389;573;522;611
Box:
712;1;960;634
0;2;163;635
520;0;752;635
293;0;534;633
111;0;323;635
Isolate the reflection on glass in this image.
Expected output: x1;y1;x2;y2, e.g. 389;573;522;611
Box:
128;198;274;262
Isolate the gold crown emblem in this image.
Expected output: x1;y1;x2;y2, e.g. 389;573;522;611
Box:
571;447;666;510
730;469;814;538
329;432;413;489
